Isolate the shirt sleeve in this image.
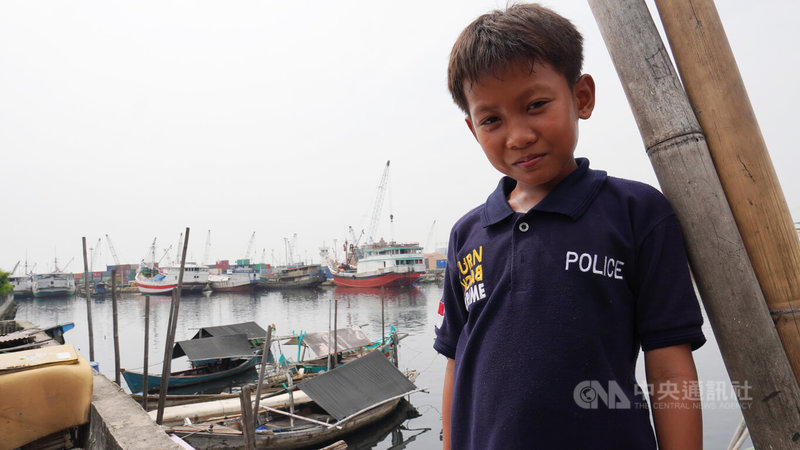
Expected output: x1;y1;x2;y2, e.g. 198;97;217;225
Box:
433;229;468;359
635;213;706;351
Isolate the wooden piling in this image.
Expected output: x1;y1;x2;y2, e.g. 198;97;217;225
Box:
112;268;120;385
333;298;338;369
81;237;95;362
239;384;256;450
156;227;190;424
142;295;150;409
588;0;800;446
252;324;274;429
654;0;800;384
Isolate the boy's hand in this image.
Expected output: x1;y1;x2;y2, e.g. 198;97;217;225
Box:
644;343;702;450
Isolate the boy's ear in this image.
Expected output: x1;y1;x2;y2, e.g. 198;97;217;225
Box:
465;116;479;141
574;74;596;119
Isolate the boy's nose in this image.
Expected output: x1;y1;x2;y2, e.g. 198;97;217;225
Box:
505;120;537;150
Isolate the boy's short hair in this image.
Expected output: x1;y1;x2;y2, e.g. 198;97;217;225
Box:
448;3;584;114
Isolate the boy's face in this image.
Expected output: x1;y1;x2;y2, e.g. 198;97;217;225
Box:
464;59;595;203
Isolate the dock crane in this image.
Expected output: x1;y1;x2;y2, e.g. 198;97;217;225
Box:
425;220;437;253
284;233;298;265
202;230;212;266
244;232;256;262
105;234;121;266
175;232;184;264
365;160;391;245
89;238;102;271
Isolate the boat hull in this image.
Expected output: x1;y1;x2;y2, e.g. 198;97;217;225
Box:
174;397;404;450
121;356;258;393
331;271;422;288
210;282;254;292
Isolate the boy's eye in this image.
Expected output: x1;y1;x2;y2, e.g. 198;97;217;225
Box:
479;116;499;126
528;101;548;110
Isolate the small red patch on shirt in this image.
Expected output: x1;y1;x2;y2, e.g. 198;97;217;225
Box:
437;301;444;316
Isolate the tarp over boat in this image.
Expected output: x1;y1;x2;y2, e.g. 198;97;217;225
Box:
297;350;416;418
284;326;374;358
171;334;255;361
188;321;267;340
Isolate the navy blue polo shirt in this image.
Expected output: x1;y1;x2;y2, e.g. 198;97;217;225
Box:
434;158;705;449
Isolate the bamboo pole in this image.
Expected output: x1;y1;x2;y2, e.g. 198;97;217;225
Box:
588;0;800;446
156;227;190;424
654;0;800;384
252;324;274;429
81;237;95;362
142;295;150;409
239;384;255;450
111;268;120;385
333;298;338;369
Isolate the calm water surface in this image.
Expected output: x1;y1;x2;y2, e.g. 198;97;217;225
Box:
15;284;749;449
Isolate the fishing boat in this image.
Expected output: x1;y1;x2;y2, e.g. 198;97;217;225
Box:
0;319;74;353
328;240;426;288
166;351;425;450
258;263;325;290
9;274;33;298
280;325;403;373
209;272;257;293
32;272;76;297
121;333;261;393
134;261;210;295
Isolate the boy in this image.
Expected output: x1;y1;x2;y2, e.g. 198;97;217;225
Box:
433;4;706;449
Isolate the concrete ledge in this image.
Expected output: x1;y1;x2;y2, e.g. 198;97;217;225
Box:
86;372;182;449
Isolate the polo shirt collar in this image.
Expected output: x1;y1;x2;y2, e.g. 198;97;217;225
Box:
481;157;607;227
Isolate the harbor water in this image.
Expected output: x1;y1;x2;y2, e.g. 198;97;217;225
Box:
15;284;750;449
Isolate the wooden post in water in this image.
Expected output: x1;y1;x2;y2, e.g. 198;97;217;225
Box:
253;324;274;429
239;384;256;450
333;298;338;368
142;295;150;409
588;0;800;446
381;286;385;345
327;296;333;371
81;237;95;362
654;0;800;385
111;268;120;385
156;227;190;424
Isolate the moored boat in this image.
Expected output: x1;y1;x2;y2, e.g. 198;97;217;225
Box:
166;351;425;449
209;272;257;292
9;274;33;298
329;240;426;288
134;262;210;295
258;263;325;290
32;272;76;297
121;333;260;393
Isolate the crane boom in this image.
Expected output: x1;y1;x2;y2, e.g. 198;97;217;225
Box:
365;160;390;244
105;234;121;265
90;238;102;271
244;232;256;262
202;230;212;265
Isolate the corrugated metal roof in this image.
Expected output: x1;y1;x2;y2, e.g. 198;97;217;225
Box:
298;350;416;418
171;334;255;361
189;321;267;340
284;327;373;358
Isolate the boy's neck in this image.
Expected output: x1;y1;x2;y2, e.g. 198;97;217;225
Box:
506;158;579;213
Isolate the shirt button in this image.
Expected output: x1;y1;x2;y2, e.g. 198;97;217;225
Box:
518;222;529;232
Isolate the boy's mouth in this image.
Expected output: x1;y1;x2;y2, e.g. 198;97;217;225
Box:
514;154;545;169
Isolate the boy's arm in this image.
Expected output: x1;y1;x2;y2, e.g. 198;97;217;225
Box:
442;358;455;450
644;343;702;450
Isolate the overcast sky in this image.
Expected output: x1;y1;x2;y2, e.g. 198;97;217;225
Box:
1;1;797;274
